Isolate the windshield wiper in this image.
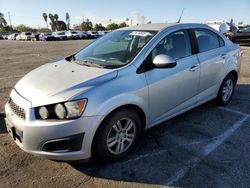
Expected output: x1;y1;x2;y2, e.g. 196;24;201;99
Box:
72;60;105;68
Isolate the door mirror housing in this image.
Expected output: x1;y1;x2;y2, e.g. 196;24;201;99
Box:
153;54;177;68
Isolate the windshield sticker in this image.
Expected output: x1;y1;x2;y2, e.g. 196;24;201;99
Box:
129;31;153;37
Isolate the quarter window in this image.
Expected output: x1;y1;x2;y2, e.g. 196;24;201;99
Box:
194;29;223;53
152;30;192;60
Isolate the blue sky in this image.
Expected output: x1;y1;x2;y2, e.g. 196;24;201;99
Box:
1;0;250;28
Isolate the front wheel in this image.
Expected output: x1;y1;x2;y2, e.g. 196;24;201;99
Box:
215;74;236;106
93;109;142;162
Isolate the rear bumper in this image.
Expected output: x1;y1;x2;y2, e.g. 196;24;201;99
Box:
4;100;103;161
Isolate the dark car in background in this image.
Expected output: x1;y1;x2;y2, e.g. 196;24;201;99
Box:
39;33;56;41
86;31;101;39
229;26;250;45
31;33;40;41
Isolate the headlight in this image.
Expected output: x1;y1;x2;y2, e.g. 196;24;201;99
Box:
38;106;49;119
65;100;87;119
55;104;66;119
36;99;87;120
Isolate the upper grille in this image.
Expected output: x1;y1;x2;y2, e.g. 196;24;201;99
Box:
9;98;26;119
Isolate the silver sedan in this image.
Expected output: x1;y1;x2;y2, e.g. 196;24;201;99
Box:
4;23;241;162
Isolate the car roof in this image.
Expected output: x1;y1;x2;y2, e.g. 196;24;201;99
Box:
118;23;209;31
118;23;176;31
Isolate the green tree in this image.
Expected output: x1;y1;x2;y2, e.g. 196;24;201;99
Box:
50;20;66;31
38;28;51;32
94;23;106;31
42;13;49;28
80;18;93;31
15;24;32;32
119;22;128;28
0;12;7;27
107;23;119;31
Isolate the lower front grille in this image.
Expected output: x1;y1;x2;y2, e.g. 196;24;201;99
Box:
9;98;26;119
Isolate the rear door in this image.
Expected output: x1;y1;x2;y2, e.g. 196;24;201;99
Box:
193;28;227;102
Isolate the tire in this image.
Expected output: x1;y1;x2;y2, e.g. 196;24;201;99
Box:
93;108;142;162
215;74;236;106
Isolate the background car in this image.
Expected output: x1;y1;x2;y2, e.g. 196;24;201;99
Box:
16;34;22;40
79;31;88;39
86;31;101;39
97;31;110;37
52;31;67;40
228;26;250;45
206;21;229;34
19;32;32;40
65;30;82;40
1;32;12;40
7;33;18;40
31;33;40;41
39;32;56;41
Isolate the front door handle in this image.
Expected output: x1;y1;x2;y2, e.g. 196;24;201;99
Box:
189;65;199;72
221;53;227;59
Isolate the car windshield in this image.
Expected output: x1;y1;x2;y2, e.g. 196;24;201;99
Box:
71;30;157;68
57;32;65;35
71;31;78;34
25;32;32;35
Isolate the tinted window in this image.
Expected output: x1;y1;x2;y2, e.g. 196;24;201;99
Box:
239;27;250;33
194;29;221;53
152;30;192;60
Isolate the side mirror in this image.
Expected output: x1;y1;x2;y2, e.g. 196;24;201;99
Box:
153;54;177;68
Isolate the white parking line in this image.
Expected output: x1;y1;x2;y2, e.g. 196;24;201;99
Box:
218;107;250;117
163;107;249;186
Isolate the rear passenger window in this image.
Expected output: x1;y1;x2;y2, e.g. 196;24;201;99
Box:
194;29;222;53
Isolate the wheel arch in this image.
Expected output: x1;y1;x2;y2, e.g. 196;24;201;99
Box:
91;104;147;158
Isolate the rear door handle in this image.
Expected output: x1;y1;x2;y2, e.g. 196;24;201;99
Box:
189;65;199;72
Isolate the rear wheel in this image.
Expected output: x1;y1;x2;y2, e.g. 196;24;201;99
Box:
215;74;235;106
93;109;142;162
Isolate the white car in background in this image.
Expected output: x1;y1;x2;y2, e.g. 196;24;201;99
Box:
7;33;18;40
98;31;110;37
52;31;67;40
206;21;230;34
65;30;82;40
19;32;32;40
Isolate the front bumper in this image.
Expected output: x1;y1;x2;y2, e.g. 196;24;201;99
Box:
4;91;103;161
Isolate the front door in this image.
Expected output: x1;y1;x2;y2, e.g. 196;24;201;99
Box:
144;30;200;125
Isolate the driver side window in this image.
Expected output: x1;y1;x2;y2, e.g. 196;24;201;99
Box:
152;30;192;60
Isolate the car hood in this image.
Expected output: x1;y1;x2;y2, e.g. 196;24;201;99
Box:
15;59;117;107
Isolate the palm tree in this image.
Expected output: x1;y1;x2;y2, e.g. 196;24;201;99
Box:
65;12;70;30
54;14;59;31
42;13;48;28
0;12;7;27
126;18;129;25
54;14;59;21
48;13;55;31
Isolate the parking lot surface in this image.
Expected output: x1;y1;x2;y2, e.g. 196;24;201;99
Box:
0;40;250;188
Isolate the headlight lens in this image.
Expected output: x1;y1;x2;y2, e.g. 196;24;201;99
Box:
38;106;49;119
54;104;66;119
37;99;87;120
64;99;87;119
